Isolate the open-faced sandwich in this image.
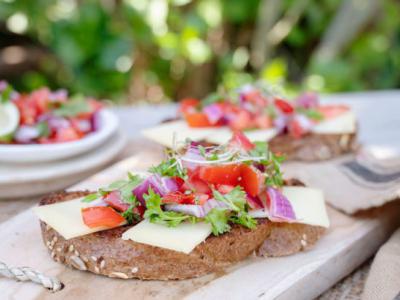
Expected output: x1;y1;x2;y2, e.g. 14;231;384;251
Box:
0;81;102;144
142;82;357;161
34;132;329;280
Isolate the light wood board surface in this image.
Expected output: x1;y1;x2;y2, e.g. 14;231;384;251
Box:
1;151;400;300
1;91;400;299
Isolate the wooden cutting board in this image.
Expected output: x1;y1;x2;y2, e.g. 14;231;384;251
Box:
1;151;400;300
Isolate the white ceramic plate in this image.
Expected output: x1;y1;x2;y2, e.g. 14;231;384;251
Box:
0;109;119;163
0;131;126;198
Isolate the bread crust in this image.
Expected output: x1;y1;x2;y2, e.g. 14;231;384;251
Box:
269;132;357;161
39;190;325;280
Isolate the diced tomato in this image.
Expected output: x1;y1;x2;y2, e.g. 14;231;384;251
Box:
184;112;214;127
77;99;103;119
179;98;200;114
274;98;294;114
173;176;185;189
317;105;350;119
162;191;195;205
133;205;145;217
82;207;125;228
255;115;272;129
14;95;38;125
104;191;130;212
30;88;50;114
228;110;253;130
54;127;81;142
239;164;264;197
229;131;255;151
288;119;305;139
184;170;212;194
195;193;209;205
216;184;235;194
199;164;242;186
242;90;268;107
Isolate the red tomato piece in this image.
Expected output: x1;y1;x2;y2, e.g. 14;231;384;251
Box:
255;115;272;129
195;193;209;205
274;98;294;114
104;191;130;212
216;184;235;194
229;131;255;151
317;105;350;119
55;127;81;142
162;191;195;205
199;164;242;186
82;207;125;228
30;88;50;114
179;98;200;114
288;119;305;139
133;205;145;217
228;110;253;130
239;164;264;197
183;170;212;195
184;112;214;127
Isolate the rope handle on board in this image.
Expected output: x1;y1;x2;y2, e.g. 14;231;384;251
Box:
0;261;64;292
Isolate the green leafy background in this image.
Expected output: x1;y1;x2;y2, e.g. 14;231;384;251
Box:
0;0;398;103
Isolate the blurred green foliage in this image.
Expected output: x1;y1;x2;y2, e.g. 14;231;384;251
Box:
0;0;399;102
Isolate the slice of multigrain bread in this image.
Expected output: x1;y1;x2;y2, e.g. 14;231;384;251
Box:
39;189;325;280
269;132;357;161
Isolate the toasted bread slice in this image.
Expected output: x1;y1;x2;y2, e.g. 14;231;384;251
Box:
269;132;357;161
39;190;325;280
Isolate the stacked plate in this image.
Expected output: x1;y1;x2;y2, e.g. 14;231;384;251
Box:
0;110;126;198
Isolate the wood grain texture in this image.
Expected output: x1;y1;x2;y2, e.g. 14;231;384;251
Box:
1;152;400;300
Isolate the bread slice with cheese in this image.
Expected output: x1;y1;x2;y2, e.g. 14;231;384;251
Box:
38;184;326;280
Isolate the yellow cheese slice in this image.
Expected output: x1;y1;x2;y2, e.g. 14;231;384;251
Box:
311;111;356;134
282;186;330;228
33;198;125;240
141;120;221;148
206;128;278;145
122;219;212;254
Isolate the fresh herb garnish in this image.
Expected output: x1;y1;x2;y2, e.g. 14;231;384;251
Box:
143;188;195;227
297;107;323;121
205;187;256;235
0;83;14;103
121;205;141;224
201;93;224;107
54;95;90;117
205;208;230;235
149;157;186;178
36;122;50;138
82;173;142;204
249;142;285;188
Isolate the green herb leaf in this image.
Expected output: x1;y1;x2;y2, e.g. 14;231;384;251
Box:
205;208;230;235
0;84;14;104
149;158;185;178
201;93;224;107
121;205;140;224
143;188;192;227
53;95;90;117
82;193;101;203
36;122;50;138
297;108;323;121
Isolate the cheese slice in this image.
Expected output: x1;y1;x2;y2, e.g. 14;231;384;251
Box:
141;120;221;148
206;128;278;145
311;111;356;134
122;219;212;254
33;198;124;240
282;186;330;228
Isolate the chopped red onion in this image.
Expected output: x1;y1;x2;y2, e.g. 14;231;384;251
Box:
132;175;179;206
87;197;108;207
293;114;314;132
75;119;92;133
248;209;268;218
164;204;206;218
246;194;263;209
14;126;40;143
181;146;205;170
49;89;68;103
266;187;296;222
295;92;319;109
273;114;288;133
203;104;224;124
90;111;102;132
203;198;229;215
